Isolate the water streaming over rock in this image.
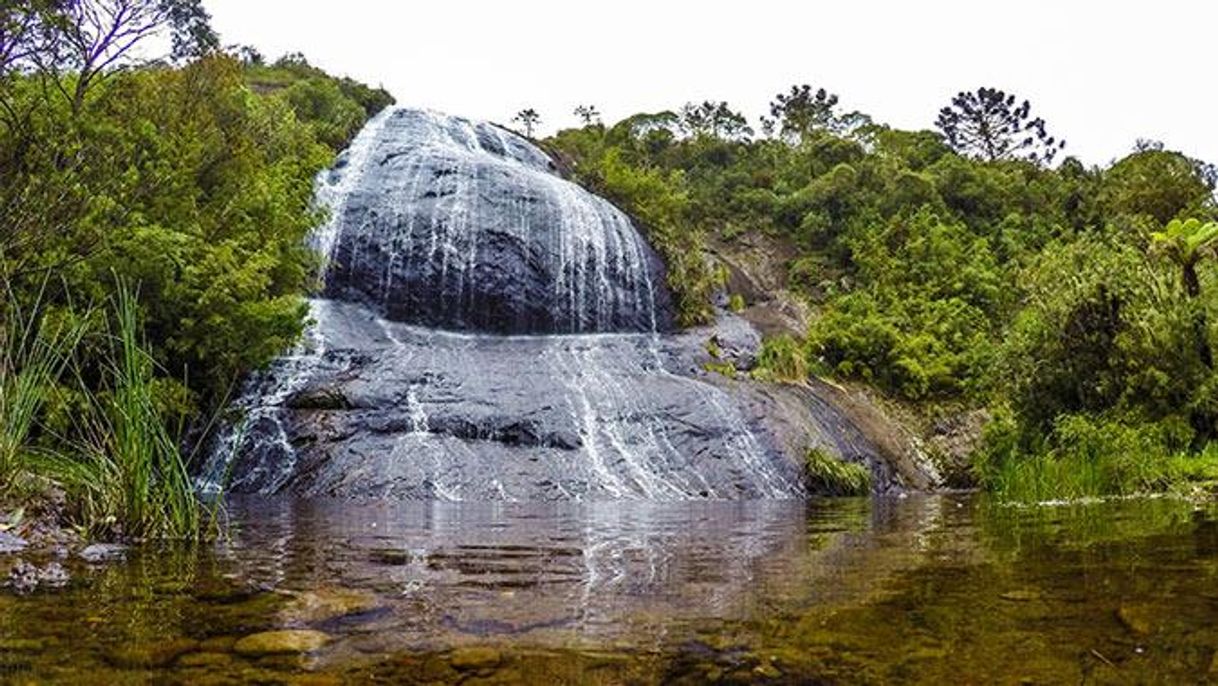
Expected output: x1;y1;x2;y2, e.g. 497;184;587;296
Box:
321;109;671;334
205;108;873;501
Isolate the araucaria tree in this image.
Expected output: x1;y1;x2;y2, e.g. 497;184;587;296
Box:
936;87;1065;165
678;100;752;141
573;104;600;126
769;85;838;141
513;108;540;137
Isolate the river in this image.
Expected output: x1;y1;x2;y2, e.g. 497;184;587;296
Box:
2;494;1216;683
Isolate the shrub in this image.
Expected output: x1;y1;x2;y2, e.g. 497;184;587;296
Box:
752;335;809;383
805;448;872;496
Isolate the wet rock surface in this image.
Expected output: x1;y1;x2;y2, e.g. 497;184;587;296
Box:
0;531;27;555
321;108;672;335
6;560;69;594
213;302;925;499
79;543;128;564
208;107;936;501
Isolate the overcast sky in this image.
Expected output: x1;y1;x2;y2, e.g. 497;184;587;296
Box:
203;0;1216;166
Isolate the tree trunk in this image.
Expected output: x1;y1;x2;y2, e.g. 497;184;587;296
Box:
1184;264;1213;369
1184;263;1215;446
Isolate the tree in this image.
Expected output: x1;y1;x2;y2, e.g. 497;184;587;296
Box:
573;104;600;126
18;0;217;114
769;85;838;142
767;84;872;143
678;100;752;141
228;43;263;66
936;87;1065;165
1152;218;1218;369
1102;150;1215;225
512;107;540;137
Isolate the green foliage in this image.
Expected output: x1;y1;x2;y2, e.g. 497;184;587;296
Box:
804;448;872;496
1;53;385;414
976;413;1194;502
997;233;1214;435
1;43;389;532
808;209;1003;399
0;283;89;491
244;53;395;145
3;282;211;539
752;334;809;383
40;281;203;540
549;94;1217;499
1101;151;1215;225
727;293;746;313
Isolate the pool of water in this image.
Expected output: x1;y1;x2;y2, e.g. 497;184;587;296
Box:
2;494;1217;683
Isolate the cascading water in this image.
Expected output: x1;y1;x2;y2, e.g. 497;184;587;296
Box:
322;108;669;335
206;108;813;501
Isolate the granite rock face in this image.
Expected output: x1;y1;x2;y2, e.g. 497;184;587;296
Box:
218;302;808;500
209;108;935;501
318;108;673;335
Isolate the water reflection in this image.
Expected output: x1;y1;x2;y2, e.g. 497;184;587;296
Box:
4;495;1218;683
218;498;890;648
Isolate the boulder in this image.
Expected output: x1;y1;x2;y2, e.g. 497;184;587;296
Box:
233;630;331;656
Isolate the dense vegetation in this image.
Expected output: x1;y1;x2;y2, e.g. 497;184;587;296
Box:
0;0;392;537
546;92;1218;500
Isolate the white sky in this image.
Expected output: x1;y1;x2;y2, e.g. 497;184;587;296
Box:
204;0;1217;166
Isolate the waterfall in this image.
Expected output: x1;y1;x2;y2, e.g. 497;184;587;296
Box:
322;109;668;335
207;108;805;501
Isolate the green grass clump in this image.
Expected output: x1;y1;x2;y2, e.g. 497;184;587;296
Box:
1;285;88;493
751;335;809;383
727;293;746;313
4;281;213;540
805;448;872;496
977;412;1214;503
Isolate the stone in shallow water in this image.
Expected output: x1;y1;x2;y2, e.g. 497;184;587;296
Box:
999;589;1042;602
0;531;26;555
1116;604;1157;635
279;588;382;625
0;638;45;653
79;543;128;563
233;630;331;656
198;636;238;653
177;652;233;668
6;560;68;593
105;638;199;668
449;646;502;671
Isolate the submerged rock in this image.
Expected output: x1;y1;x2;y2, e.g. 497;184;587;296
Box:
6;560;68;594
79;543;128;564
0;638;46;653
177;652;234;668
449;646;502;671
105;638;198;669
233;630;331;656
999;589;1042;602
1116;604;1157;636
0;532;26;555
279;588;382;626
